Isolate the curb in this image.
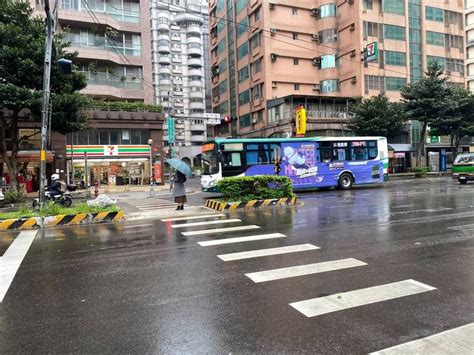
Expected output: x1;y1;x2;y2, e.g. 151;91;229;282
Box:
205;197;297;212
0;211;125;230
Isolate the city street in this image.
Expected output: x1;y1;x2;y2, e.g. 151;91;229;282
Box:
0;178;473;353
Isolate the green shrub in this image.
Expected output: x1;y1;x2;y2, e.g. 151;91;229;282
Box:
217;176;294;203
413;167;428;178
4;189;26;204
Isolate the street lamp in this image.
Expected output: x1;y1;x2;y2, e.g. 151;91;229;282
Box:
148;138;154;197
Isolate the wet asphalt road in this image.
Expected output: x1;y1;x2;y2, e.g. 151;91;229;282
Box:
1;178;474;353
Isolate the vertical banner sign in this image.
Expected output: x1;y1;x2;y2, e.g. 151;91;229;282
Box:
440;149;447;173
154;162;162;183
365;42;378;62
295;106;307;137
167;115;175;145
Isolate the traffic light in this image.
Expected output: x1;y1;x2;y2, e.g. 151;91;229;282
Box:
220;116;238;125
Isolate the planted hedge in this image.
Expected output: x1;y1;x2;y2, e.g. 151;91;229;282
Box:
217;176;294;203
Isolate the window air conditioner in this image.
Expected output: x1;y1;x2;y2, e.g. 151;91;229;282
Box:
310;8;319;17
313;84;321;91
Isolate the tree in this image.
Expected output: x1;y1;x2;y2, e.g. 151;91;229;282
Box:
348;94;407;139
0;0;88;190
400;61;450;167
430;86;474;159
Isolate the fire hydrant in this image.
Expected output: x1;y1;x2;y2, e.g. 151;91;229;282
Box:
94;181;99;198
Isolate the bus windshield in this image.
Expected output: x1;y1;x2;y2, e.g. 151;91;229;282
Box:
202;145;219;175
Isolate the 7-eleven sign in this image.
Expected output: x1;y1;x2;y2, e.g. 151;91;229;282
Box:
104;145;118;156
366;42;378;62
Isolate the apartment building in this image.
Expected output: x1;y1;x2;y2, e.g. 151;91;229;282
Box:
150;0;214;152
467;0;474;91
210;0;465;139
28;0;165;187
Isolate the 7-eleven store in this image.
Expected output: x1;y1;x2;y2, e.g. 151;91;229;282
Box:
66;145;153;186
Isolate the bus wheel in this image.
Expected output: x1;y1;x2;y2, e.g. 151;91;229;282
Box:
338;173;353;190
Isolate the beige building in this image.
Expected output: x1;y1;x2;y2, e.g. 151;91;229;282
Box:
32;0;154;103
210;0;465;138
466;0;474;91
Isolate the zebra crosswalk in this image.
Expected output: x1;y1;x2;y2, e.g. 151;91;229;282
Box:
128;198;177;212
161;212;472;353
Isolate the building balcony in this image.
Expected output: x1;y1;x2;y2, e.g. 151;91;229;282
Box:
159;78;172;86
158;66;171;75
189;79;203;88
187;24;202;35
157;23;170;31
190;101;205;110
174;101;185;107
174;13;204;26
158;34;170;42
158;44;171;54
65;34;141;57
467;39;474;48
173;90;184;96
190;123;206;131
158;56;171;65
171;34;182;42
187;36;202;45
188;58;202;67
58;2;140;25
190;135;205;142
172;67;183;74
189;91;204;99
172;56;182;63
171;45;182;52
188;47;202;56
189;68;202;77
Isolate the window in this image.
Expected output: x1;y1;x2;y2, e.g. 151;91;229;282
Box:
319;28;338;43
384;51;406;66
321;79;338;93
218;59;227;74
236;17;249;38
332;142;350;161
217;38;226;54
426;31;445;46
363;0;373;10
447;34;464;49
385;77;406;91
217;18;225;33
268;105;283;123
250;32;261;49
238;65;249;82
384;24;405;40
294;83;300;90
293;58;299;65
239;113;251;128
351;141;368;161
236;0;248;14
251;83;263;99
213;79;227;95
292;8;298;15
445;10;463;28
320;4;336;18
427;55;445;67
239;90;250;105
251;58;262;74
237;42;249;60
246;143;273;165
223;152;242;167
364;21;382;38
321;54;336;69
383;0;404;15
292;33;298;40
252;7;261;22
426;6;444;22
365;75;384;91
446;58;465;74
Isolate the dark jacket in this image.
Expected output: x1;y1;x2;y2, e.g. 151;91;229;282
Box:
49;180;62;196
175;171;187;184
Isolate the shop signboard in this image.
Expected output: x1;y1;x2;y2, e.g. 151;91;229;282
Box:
154;162;162;183
295;106;307;137
66;145;150;158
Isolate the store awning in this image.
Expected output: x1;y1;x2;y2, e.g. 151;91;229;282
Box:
388;144;415;152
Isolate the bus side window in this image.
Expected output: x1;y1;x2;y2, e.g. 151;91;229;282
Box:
351;141;368;160
368;141;377;159
332;142;350;161
319;142;332;162
224;152;242;167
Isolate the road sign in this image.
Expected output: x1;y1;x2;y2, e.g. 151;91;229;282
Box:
365;42;378;62
167;115;175;144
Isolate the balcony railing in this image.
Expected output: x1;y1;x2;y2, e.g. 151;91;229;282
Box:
65;34;141;56
82;72;143;90
59;1;140;23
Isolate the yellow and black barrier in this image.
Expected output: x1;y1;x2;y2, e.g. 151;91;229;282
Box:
0;217;41;230
205;197;297;212
0;211;125;230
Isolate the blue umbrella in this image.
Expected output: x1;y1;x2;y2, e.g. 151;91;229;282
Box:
166;158;192;177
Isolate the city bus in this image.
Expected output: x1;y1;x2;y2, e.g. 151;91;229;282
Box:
200;137;389;191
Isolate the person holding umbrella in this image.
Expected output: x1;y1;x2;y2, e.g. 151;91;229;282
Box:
167;158;192;210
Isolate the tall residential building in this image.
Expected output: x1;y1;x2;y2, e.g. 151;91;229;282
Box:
150;0;213;151
210;0;465;139
467;0;474;92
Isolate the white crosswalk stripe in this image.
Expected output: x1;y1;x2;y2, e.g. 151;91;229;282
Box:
172;219;241;229
218;244;319;261
245;258;367;283
198;233;286;246
370;323;474;354
182;225;260;236
290;279;436;318
161;214;226;222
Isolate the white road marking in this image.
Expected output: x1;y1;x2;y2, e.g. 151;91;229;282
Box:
290;279;435;318
123;224;153;229
172;219;241;229
0;230;37;303
161;214;226;222
181;225;260;236
246;258;367;283
218;244;319;261
371;323;474;354
198;233;286;246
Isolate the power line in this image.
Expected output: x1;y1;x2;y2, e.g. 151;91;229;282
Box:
151;0;466;80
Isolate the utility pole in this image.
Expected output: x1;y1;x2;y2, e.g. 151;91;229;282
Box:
39;0;57;207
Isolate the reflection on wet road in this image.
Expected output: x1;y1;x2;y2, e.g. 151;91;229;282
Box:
0;178;473;353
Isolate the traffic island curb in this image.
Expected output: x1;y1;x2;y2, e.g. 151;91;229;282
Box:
205;197;297;212
0;211;125;230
